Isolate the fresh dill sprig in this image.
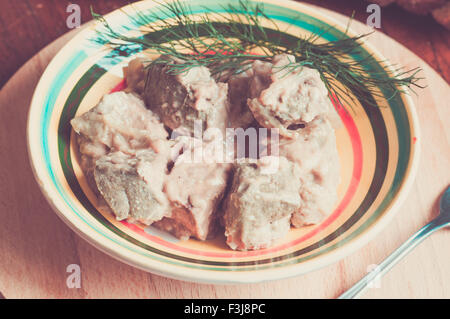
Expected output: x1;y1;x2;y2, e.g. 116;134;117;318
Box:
91;0;425;108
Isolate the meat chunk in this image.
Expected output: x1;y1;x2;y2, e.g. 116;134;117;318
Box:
153;136;232;240
71;91;169;190
370;0;396;5
248;59;273;98
397;0;446;14
291;172;338;226
223;156;302;251
278;117;337;172
94;150;169;225
72;55;342;250
278;117;341;226
71;91;168;155
247;54;332;137
143;56;228;136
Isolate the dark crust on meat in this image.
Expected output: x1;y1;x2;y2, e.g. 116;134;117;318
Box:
143;56;207;133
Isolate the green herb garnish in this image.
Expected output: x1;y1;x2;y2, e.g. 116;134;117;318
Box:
92;0;424;108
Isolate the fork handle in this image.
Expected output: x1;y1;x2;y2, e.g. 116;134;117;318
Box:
338;217;447;299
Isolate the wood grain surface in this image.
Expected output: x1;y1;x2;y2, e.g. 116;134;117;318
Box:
0;0;449;89
0;4;449;299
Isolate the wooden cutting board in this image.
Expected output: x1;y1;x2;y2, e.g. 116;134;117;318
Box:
0;5;448;299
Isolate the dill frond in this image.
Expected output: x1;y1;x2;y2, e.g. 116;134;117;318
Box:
91;0;424;108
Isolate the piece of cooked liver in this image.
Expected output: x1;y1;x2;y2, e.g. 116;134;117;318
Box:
153;136;232;240
223;156;302;251
278;116;341;227
94;150;169;225
72;56;342;250
247;54;332;137
143;56;228;136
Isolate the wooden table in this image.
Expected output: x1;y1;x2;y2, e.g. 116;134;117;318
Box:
0;3;449;299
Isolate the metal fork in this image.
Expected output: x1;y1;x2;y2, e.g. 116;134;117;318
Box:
339;185;450;299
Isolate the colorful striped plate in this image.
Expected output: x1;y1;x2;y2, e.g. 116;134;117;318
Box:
27;0;420;283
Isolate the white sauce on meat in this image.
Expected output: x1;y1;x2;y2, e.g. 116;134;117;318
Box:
248;54;332;137
71;55;341;251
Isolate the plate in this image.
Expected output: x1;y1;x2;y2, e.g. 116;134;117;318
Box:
27;0;420;283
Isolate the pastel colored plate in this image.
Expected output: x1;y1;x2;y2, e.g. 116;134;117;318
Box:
27;0;420;283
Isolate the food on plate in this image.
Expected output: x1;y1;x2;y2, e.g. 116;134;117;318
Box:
70;91;168;191
248;54;332;137
366;0;449;29
94;150;169;225
154;136;233;240
76;0;423;250
225;66;257;129
279;116;341;226
223;156;302;250
143;55;228;135
70;54;343;250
